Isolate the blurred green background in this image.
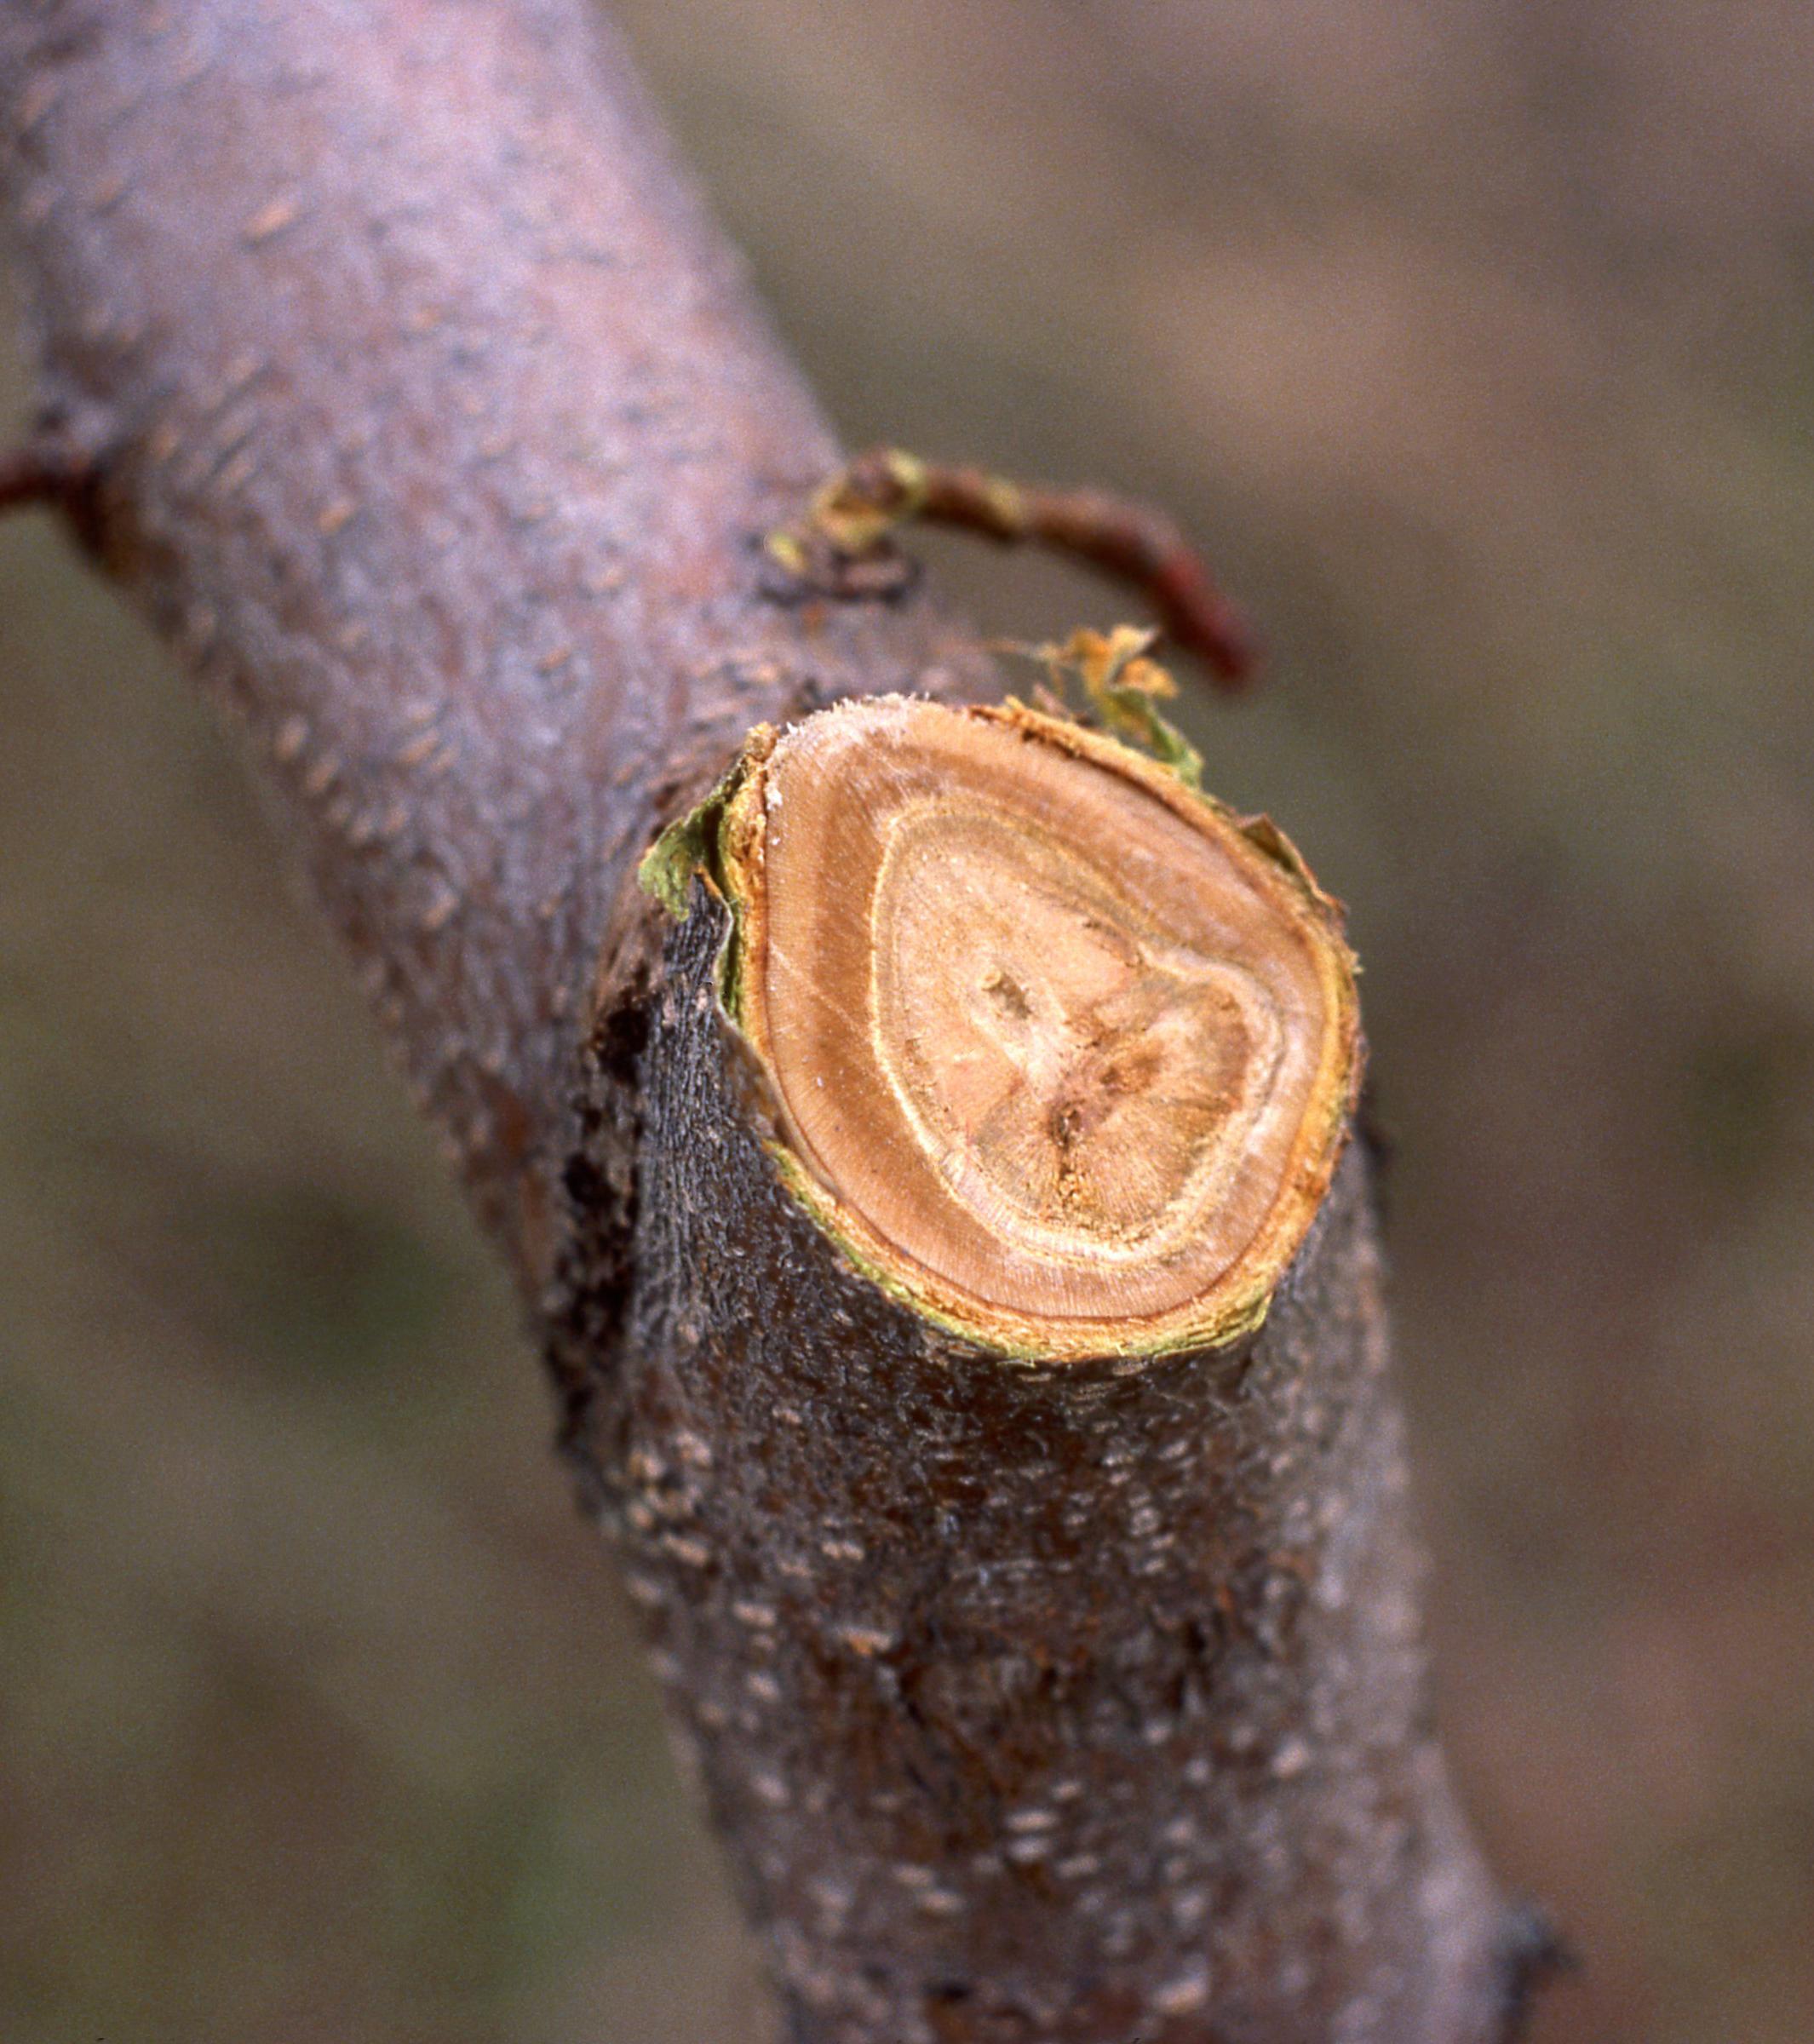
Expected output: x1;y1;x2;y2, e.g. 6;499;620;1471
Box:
3;4;1812;2040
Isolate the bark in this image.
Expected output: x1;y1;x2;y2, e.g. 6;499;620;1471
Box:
1;2;1530;2038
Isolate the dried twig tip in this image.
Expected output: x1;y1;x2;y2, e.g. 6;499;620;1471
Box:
1008;625;1206;786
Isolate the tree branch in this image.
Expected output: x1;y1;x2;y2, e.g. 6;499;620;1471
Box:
0;0;991;1288
0;421;90;509
1;3;1534;2038
766;446;1260;686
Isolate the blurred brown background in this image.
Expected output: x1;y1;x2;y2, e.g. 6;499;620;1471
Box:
3;3;1812;2040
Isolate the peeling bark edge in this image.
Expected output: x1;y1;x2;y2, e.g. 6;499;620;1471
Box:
549;890;1512;2044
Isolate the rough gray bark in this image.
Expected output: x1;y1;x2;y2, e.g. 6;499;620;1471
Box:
1;2;1532;2038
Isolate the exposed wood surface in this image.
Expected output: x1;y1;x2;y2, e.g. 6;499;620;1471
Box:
692;696;1361;1358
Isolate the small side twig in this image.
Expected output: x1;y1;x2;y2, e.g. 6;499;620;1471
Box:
766;445;1259;687
0;427;98;517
